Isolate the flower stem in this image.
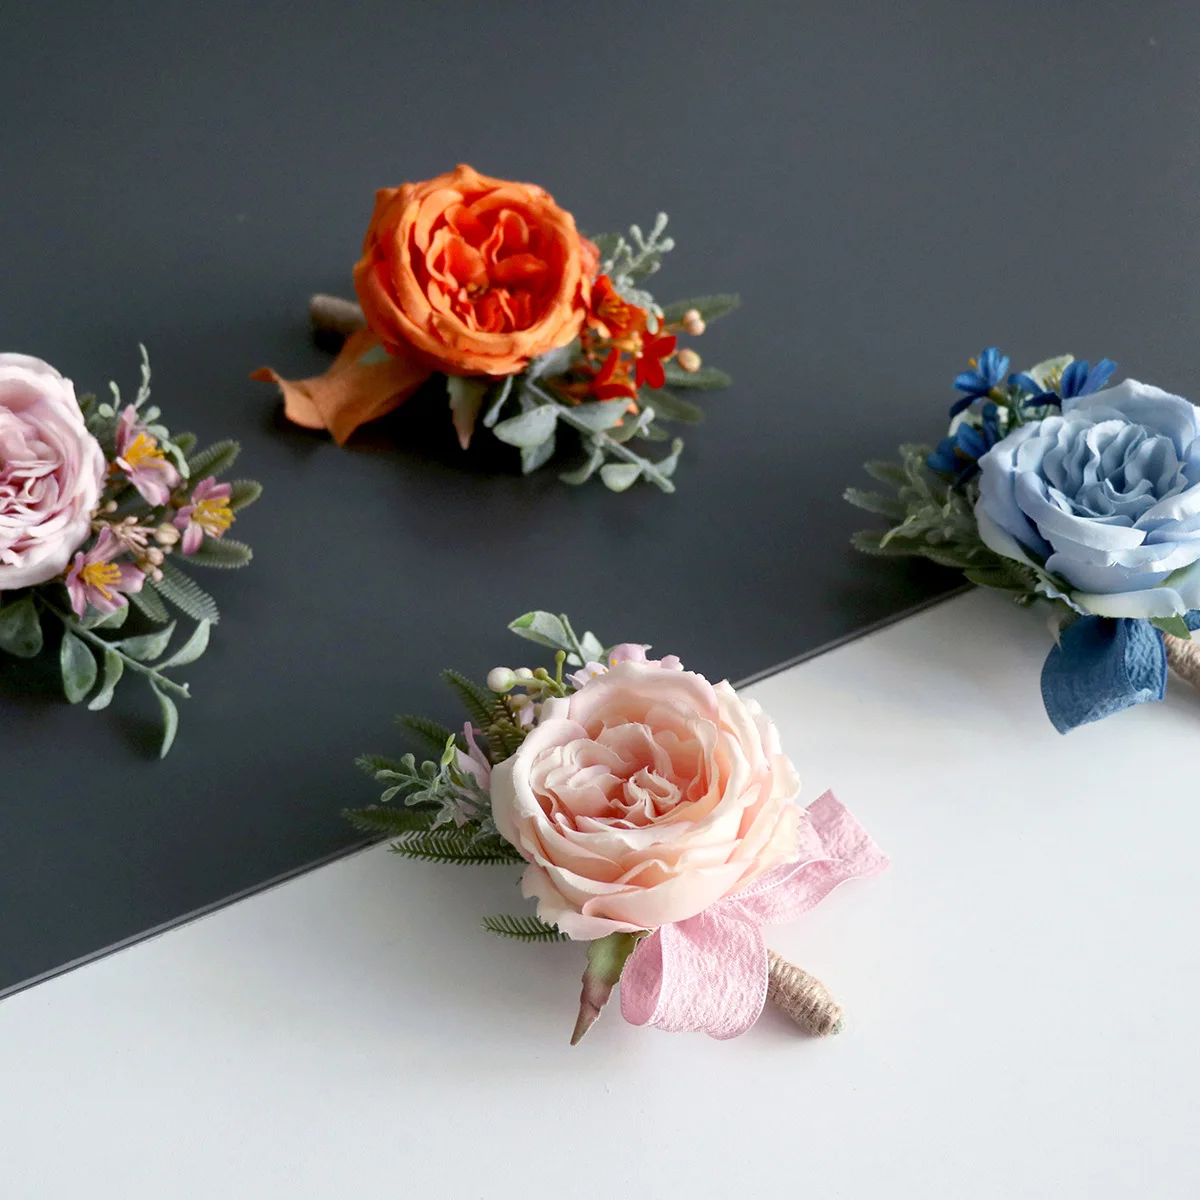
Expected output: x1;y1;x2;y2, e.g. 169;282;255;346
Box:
524;382;676;494
38;598;190;698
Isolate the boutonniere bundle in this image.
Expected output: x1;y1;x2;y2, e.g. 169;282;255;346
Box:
848;347;1200;732
0;350;261;756
349;612;887;1043
254;164;738;493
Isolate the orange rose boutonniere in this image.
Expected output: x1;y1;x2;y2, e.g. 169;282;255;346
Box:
255;164;739;492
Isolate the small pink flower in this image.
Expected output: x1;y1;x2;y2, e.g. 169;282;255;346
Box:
114;406;180;506
65;527;145;618
455;722;491;789
567;643;684;690
174;476;234;555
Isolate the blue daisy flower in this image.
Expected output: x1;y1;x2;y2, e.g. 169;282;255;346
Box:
950;347;1009;417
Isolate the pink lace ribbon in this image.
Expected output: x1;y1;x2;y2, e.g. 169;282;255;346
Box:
620;791;889;1039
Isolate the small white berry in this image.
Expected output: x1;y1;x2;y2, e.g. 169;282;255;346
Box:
487;667;516;693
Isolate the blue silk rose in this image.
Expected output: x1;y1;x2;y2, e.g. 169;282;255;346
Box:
975;379;1200;731
976;379;1200;619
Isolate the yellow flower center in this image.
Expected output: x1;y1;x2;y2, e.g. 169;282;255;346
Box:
193;496;234;537
80;561;122;600
123;432;170;472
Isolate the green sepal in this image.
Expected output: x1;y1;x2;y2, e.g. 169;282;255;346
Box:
571;931;648;1045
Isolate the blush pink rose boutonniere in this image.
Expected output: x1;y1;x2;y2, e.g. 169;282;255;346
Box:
0;347;262;757
350;612;888;1044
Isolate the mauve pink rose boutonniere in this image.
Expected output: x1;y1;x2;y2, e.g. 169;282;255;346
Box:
0;347;261;757
350;612;889;1044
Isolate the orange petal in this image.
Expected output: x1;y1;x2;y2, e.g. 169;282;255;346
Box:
252;328;432;445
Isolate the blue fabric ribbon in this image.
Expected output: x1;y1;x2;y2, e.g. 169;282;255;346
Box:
1041;616;1167;733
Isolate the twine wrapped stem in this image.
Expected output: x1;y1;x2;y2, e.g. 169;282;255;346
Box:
1164;632;1200;693
766;950;845;1036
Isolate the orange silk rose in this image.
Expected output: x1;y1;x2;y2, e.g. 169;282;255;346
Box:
356;164;598;377
253;165;598;445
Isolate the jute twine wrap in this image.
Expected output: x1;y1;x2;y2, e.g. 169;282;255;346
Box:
310;293;366;339
766;950;845;1036
1164;633;1200;693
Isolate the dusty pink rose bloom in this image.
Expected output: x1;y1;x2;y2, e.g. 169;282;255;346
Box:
566;642;683;689
0;354;106;589
491;660;802;940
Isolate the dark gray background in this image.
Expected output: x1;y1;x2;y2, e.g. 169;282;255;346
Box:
2;1;1198;994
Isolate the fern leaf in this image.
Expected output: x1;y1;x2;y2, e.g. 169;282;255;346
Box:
357;753;412;778
482;914;568;942
398;714;459;753
128;583;170;624
388;829;523;866
441;669;494;729
343;806;436;836
186;439;240;479
154;561;221;624
185;538;253;569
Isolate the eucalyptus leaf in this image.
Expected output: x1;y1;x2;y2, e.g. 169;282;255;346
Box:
89;605;129;631
87;649;125;711
656;438;685;479
150;680;180;758
59;631;98;704
493;405;559;449
482;376;514;428
640;388;704;424
600;462;642;492
117;621;177;662
559;447;605;486
159;620;210;669
356;344;390;367
508;612;574;653
568;400;630;432
521;433;557;475
446;375;489;450
0;597;44;658
525;343;578;381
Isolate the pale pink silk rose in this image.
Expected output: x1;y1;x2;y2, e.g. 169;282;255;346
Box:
489;660;803;941
0;354;106;589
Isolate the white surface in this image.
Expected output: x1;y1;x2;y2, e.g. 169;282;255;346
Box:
2;589;1198;1199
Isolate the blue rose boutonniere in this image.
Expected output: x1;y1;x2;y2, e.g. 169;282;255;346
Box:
847;348;1200;732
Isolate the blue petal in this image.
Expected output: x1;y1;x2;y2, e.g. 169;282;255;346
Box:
1079;358;1117;395
1040;616;1166;733
1022;390;1061;411
953;369;986;395
1186;610;1200;631
1010;373;1042;394
948;393;977;417
927;438;960;475
978;347;1010;386
1060;360;1090;398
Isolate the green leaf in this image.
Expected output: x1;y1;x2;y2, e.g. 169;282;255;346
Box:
227;480;263;512
154;562;220;624
387;828;523;865
525;343;577;381
493;404;558;449
481;914;568;943
600;462;642;492
662;362;732;390
521;433;556;474
150;679;180;758
129;582;171;624
568;400;629;432
0;597;44;658
88;605;129;631
357;752;413;778
87;649;125;711
640;388;704;424
343;806;437;836
59;631;98;703
1152;615;1193;640
655;438;685;480
172;431;198;457
507;611;575;654
185;538;253;569
843;488;908;520
356;344;390;367
862;459;909;488
850;529;927;558
482;376;515;428
397;714;458;753
658;294;741;325
559;447;605;486
571;931;647;1045
446;375;490;450
185;439;240;479
159;620;210;669
441;669;495;730
116;621;177;662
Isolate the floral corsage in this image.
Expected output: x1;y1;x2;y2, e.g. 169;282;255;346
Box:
254;164;738;493
0;350;261;756
348;611;887;1043
848;348;1200;732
